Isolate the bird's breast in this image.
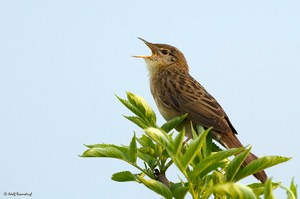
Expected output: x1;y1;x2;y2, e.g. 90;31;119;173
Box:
150;80;180;121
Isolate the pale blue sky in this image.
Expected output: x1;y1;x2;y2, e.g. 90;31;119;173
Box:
0;1;299;198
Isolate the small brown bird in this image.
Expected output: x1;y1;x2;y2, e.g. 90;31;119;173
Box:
134;38;267;183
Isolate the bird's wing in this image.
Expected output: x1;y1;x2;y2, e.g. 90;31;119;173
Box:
157;70;236;134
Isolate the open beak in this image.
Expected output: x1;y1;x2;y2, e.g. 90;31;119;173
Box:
133;37;156;58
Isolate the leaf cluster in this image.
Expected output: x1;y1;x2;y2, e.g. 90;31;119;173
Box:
82;92;297;199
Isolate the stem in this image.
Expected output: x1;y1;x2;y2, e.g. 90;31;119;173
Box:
127;161;154;179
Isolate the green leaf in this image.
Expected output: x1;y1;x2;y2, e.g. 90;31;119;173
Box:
212;171;227;185
137;150;158;170
111;171;137;182
173;130;185;156
196;125;206;135
144;127;173;152
116;93;157;127
196;126;212;159
126;92;157;126
138;147;157;157
290;178;298;199
137;135;159;169
248;181;280;196
124;116;149;129
116;95;140;118
191;148;243;180
137;175;173;199
137;134;156;149
81;144;127;160
280;179;297;199
212;141;222;152
83;144;95;149
181;128;210;169
212;182;257;199
205;130;212;156
248;182;265;196
235;156;291;181
264;178;276;199
161;114;188;133
170;182;189;199
164;160;174;171
226;147;250;182
193;174;214;198
127;133;137;164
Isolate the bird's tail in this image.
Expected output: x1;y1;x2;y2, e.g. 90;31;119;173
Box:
213;131;267;183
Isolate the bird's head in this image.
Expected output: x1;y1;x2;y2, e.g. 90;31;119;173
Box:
133;38;188;76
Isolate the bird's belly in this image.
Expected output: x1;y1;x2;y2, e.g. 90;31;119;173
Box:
154;98;179;121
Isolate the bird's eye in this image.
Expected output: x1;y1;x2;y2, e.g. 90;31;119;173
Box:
161;49;169;55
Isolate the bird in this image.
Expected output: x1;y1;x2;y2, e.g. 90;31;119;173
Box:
133;37;267;183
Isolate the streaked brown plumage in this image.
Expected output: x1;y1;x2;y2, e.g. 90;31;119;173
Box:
134;38;267;183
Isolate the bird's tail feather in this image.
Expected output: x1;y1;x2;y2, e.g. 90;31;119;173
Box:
243;151;267;183
213;131;267;183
